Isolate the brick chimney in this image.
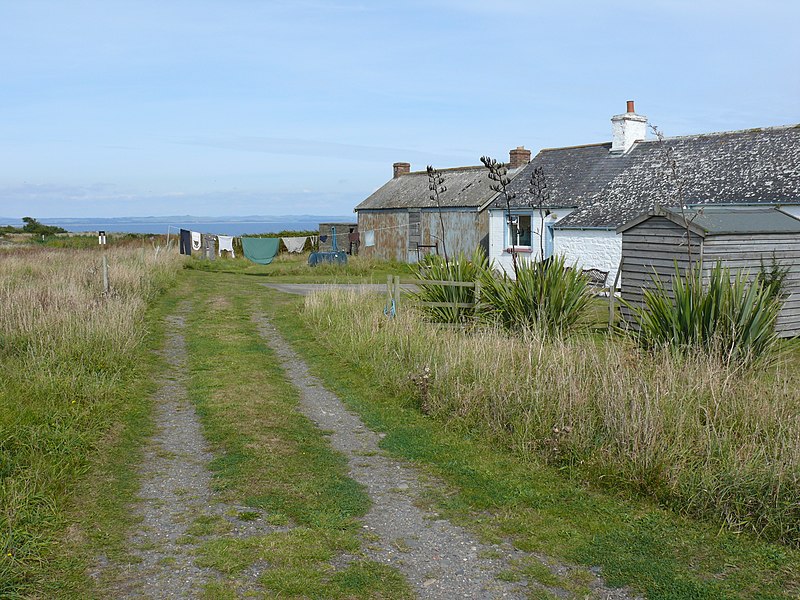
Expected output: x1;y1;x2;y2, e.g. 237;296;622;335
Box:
393;162;411;178
509;146;531;168
610;100;647;154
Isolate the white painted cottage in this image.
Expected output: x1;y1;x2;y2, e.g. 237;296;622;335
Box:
484;102;800;285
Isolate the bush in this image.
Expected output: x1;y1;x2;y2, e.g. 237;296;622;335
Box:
411;249;488;323
628;262;782;365
478;255;592;337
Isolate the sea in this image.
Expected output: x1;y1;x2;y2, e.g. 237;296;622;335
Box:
3;217;354;236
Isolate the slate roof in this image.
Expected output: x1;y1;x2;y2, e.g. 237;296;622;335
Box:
618;206;800;236
489;125;800;229
355;166;521;211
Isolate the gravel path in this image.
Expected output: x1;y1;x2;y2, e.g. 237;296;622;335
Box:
97;305;279;599
254;314;639;600
261;282;417;297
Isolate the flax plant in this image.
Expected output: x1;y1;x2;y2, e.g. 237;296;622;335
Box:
478;254;592;337
628;262;782;365
411;248;488;323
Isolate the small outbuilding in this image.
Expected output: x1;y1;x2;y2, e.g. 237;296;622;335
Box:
617;206;800;337
318;222;358;254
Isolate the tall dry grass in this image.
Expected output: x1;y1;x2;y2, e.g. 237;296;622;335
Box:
0;246;181;594
305;290;800;547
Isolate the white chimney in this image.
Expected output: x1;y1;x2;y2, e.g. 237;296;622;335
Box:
610;100;647;154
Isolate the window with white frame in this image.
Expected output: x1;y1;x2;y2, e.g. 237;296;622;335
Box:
508;214;532;247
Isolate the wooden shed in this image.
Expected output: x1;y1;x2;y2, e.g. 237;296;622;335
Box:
318;222;358;254
616;206;800;337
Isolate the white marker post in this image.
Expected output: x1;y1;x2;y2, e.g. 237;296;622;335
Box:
99;231;109;295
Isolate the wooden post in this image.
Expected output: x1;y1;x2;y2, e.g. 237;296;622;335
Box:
393;275;401;313
102;254;109;296
608;258;623;331
387;274;393;307
473;280;481;312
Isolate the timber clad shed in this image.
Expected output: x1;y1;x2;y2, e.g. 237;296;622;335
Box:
617;206;800;337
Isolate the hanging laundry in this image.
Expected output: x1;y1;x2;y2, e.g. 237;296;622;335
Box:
179;229;192;255
363;230;375;247
281;236;307;253
319;235;328;243
217;235;235;257
191;231;202;251
241;237;280;265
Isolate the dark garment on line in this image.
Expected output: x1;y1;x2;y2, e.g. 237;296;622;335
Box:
179;228;192;255
319;235;328;243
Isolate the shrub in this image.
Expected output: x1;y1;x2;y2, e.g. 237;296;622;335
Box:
411;248;488;323
478;255;592;337
628;262;782;365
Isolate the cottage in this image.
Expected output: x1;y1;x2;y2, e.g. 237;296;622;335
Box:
617;206;800;337
486;102;800;283
354;149;529;262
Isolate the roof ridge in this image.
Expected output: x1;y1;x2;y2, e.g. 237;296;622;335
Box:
405;165;484;175
640;123;800;143
538;142;610;153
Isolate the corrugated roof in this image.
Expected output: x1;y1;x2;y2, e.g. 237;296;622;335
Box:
490;125;800;228
355;166;521;210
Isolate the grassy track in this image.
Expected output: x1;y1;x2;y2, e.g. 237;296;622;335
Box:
262;284;800;599
179;270;412;598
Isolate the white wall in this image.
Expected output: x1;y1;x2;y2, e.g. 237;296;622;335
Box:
488;208;575;276
554;229;621;287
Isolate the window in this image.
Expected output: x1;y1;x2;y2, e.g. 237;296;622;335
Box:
508;214;532;247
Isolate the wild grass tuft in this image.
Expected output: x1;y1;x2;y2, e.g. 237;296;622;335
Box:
0;246;180;596
304;289;800;547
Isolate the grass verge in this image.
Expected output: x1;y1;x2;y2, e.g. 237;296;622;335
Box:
0;247;180;598
263;286;800;600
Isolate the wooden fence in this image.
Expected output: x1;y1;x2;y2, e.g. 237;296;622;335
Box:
385;275;480;315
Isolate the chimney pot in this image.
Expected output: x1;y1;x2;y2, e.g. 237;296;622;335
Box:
611;101;647;154
392;162;411;178
509;146;531;168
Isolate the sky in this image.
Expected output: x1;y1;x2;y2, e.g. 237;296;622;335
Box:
1;0;798;219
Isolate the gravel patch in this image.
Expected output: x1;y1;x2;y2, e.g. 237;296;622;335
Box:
254;314;641;600
260;282;417;297
96;304;280;599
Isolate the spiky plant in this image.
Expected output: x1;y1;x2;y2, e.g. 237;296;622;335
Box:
478;254;592;337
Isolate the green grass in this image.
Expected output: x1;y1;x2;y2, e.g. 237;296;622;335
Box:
178;270;413;598
0;247;181;598
262;286;800;599
184;251;411;283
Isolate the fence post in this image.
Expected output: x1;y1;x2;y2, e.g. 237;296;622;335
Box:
386;274;393;307
102;254;109;296
473;280;481;310
608;258;623;331
393;275;401;313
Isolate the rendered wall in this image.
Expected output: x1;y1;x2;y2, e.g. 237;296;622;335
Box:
554;229;621;287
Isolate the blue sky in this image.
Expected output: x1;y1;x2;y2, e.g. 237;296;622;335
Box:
1;0;798;218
